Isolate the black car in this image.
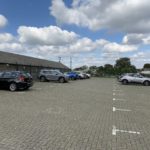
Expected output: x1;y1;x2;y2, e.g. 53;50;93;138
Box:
0;71;33;91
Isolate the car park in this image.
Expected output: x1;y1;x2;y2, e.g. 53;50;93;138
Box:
0;71;33;91
119;73;150;86
38;69;68;83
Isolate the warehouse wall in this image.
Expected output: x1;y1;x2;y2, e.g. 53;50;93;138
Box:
0;63;70;80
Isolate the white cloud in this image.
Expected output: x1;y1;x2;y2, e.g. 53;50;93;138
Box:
131;51;150;68
0;33;14;43
0;25;141;67
123;33;150;45
103;42;138;52
143;36;150;45
0;14;7;28
0;43;23;53
0;25;137;61
18;26;78;45
50;0;150;33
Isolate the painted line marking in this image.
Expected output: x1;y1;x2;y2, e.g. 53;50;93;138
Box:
113;98;125;101
17;92;25;94
113;89;122;92
113;107;131;112
112;125;140;135
113;93;124;96
112;125;117;135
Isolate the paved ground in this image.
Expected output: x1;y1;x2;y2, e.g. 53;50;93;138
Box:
0;78;150;150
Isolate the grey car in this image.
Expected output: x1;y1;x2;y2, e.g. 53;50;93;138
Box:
119;73;150;86
38;69;69;83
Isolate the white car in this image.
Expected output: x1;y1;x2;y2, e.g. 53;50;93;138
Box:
85;73;91;78
119;73;150;86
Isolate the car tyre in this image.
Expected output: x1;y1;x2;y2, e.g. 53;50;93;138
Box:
143;81;150;86
59;77;65;83
9;83;17;91
24;86;30;90
40;76;46;82
122;79;128;85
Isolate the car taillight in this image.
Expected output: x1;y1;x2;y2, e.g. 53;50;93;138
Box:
18;75;25;81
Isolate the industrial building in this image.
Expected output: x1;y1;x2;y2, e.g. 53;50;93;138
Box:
0;51;70;79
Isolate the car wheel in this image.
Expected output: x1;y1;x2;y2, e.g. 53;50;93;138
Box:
59;77;65;83
24;87;30;90
9;83;17;91
122;79;128;85
143;81;150;86
40;76;46;82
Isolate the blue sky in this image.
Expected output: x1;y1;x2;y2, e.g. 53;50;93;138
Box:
0;0;150;68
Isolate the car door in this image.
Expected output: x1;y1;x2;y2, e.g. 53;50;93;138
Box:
129;74;136;83
51;71;60;81
43;71;52;80
134;74;144;83
1;72;12;88
46;71;57;81
0;72;4;88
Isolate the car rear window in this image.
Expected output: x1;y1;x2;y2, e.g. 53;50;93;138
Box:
0;72;3;77
20;72;32;77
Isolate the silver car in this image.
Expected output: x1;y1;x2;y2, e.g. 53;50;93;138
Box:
38;69;69;83
119;73;150;86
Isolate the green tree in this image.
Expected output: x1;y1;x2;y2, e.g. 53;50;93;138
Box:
143;63;150;69
74;65;88;71
96;66;104;76
104;64;114;75
88;66;98;76
115;57;137;74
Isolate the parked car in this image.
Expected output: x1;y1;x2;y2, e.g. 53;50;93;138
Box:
119;73;150;86
84;73;91;79
75;72;91;79
38;69;68;83
0;71;33;91
65;72;79;80
74;71;85;79
117;73;134;80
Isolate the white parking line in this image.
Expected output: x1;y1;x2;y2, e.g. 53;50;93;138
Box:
113;93;116;96
113;89;122;92
113;107;131;112
112;125;140;135
113;98;125;101
17;92;25;94
113;91;124;96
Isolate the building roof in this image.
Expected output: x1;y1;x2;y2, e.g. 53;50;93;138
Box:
0;51;69;70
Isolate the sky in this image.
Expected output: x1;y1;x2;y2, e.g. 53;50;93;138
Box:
0;0;150;68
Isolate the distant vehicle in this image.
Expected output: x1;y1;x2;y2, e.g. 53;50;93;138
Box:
84;73;91;78
38;69;68;83
74;71;85;79
0;71;33;91
65;72;79;80
119;73;150;86
75;72;91;79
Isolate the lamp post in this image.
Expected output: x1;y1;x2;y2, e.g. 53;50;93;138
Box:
58;57;61;63
70;56;72;70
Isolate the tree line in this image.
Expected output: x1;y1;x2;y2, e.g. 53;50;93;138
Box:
74;57;150;77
